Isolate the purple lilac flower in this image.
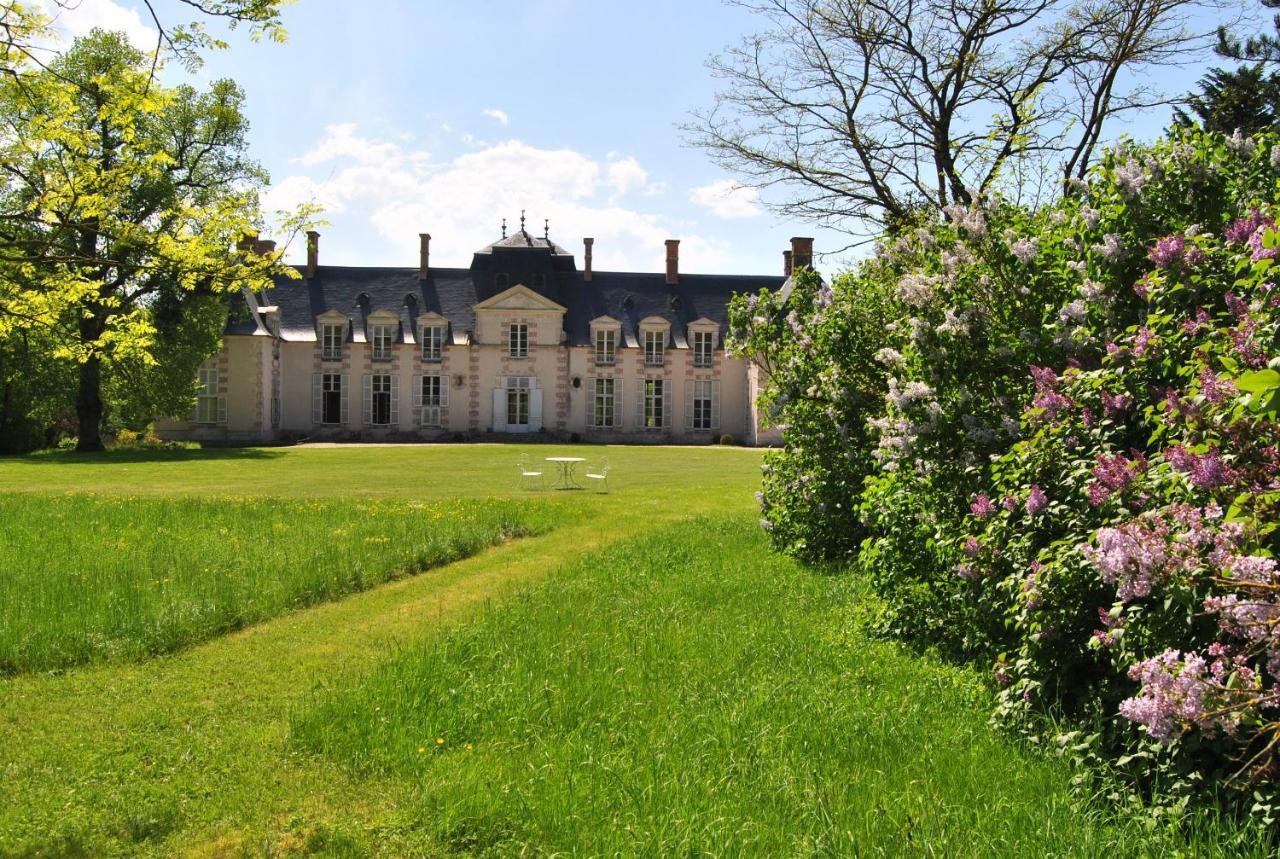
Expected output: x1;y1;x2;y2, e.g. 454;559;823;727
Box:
970;493;997;519
1198;369;1238;405
956;562;979;581
963;537;982;558
1148;234;1186;267
1084;518;1171;600
1249;226;1280;261
1002;494;1018;511
1225;208;1268;244
1026;484;1048;515
1119;649;1215;742
1180;307;1211;335
1086;452;1146;507
1101;390;1131;419
1165;444;1237;490
1133;326;1155;358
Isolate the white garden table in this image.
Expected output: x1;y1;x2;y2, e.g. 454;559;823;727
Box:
545;456;586;490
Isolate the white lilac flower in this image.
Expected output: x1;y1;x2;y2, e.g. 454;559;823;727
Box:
896;272;939;307
1067;260;1087;273
1271;144;1280;171
904;380;935;402
1092;233;1124;262
1063;237;1082;253
1080;206;1102;229
1115;159;1146;199
943;201;987;237
874;347;905;366
1059;299;1087;324
936;307;969;336
1079;279;1104;301
1227;129;1257;158
1010;236;1039;264
1050;210;1068;226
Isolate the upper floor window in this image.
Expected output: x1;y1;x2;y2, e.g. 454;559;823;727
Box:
509;322;529;359
594;328;616;365
693;331;715;367
494;273;509;290
531;273;546;290
644;330;665;366
420;325;443;361
321;322;344;361
370;323;394;361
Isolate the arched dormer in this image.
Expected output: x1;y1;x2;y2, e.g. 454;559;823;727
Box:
639;315;671;367
415;311;448;362
687;316;720;368
366;309;400;362
316;309;350;361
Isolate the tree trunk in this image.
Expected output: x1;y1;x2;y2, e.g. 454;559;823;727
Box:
75;349;104;453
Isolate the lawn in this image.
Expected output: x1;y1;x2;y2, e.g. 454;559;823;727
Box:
0;445;1254;855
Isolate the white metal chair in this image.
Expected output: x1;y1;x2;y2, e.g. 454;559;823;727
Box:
517;454;545;491
584;457;611;493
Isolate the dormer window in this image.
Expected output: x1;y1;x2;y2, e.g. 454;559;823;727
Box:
644;329;665;366
420;324;443;361
693;330;714;367
321;322;345;361
494;273;509;290
531;273;546;290
370;323;394;361
594;328;616;365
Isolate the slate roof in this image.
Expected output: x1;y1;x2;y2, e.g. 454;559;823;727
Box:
231;238;789;347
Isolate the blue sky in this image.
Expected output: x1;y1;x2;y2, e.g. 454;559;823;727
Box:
43;0;1251;276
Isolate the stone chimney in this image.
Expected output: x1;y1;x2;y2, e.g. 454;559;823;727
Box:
783;249;793;277
790;236;814;272
583;237;594;282
306;230;320;278
664;239;680;286
256;239;276;256
418;233;431;281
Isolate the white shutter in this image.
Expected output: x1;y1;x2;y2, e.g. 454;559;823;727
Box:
390;374;400;427
363;374;372;426
217;396;227;425
340;375;349;425
439;375;449;407
637;380;647;430
685;380;695;430
312;373;322;424
586;376;596;427
711;380;721;430
661;380;671;428
493;388;507;432
412;375;423;427
529;387;544;432
614;379;623;428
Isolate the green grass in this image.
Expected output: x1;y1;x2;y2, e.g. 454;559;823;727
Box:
0;493;558;673
292;516;1253;856
0;445;1258;855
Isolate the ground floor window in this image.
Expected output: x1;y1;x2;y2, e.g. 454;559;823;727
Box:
689;379;720;431
590;377;619;428
642;378;667;429
362;373;397;427
195;365;222;424
417;374;446;427
506;376;531;427
322;374;342;424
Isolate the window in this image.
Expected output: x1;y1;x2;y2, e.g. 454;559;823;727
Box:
591;378;618;428
644;329;665;366
371;323;394;361
643;378;667;429
321;373;343;424
594;328;616;365
420;324;442;361
506;376;531;426
196;365;221;424
369;374;393;425
321;322;344;361
494;273;509;290
690;379;719;431
693;330;714;367
419;374;445;427
509;322;529;359
530;273;545;290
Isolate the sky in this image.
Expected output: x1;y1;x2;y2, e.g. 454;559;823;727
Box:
38;0;1257;277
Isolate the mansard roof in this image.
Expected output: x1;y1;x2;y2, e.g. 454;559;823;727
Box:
231;257;788;347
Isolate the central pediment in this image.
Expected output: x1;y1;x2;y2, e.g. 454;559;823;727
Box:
474;284;567;313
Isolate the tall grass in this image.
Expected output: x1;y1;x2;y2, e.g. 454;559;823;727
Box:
293;515;1251;856
0;493;558;673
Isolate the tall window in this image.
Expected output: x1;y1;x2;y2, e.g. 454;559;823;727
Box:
643;379;666;429
196;365;220;423
321;323;344;361
420;324;442;361
420;374;443;427
509;323;529;359
644;330;665;366
594;328;616;365
370;374;392;425
506;376;531;426
592;378;617;428
371;324;394;361
692;380;714;430
321;373;343;424
693;331;714;367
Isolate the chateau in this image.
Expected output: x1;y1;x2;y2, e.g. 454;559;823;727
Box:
157;223;812;446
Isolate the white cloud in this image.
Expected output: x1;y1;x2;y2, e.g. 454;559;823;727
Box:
690;180;762;219
265;125;732;273
481;108;510;127
39;0;157;51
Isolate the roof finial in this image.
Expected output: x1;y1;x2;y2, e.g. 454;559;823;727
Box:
543;218;549;240
501;217;507;239
520;209;526;233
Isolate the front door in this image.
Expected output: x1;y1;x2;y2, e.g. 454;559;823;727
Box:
492;377;542;432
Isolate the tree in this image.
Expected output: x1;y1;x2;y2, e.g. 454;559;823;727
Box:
0;29;290;451
688;0;1223;242
1174;64;1280;134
